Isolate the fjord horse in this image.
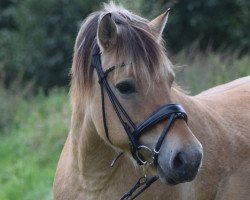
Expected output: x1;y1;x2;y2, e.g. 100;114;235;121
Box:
54;3;250;200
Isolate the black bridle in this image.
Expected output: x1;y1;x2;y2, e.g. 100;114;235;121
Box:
91;45;188;199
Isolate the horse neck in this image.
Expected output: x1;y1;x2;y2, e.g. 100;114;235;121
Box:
68;106;137;196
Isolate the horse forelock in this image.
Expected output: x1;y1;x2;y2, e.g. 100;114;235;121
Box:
71;2;174;104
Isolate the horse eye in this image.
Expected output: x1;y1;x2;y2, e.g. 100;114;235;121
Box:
115;81;136;95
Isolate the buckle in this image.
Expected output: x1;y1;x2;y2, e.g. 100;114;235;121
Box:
135;145;154;165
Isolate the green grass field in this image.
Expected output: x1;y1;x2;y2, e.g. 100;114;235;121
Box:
0;89;70;200
0;51;249;199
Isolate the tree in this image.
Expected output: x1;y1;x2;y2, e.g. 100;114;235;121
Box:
122;0;250;54
0;0;106;90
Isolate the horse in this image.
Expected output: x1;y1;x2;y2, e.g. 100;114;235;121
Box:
54;3;250;200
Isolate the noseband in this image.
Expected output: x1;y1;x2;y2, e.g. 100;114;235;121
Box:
92;46;188;199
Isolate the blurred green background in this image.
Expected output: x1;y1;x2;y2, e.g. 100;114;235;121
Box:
0;0;249;199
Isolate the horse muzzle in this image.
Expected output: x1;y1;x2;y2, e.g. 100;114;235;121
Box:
157;147;203;185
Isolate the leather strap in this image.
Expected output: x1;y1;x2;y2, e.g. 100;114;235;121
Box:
134;104;187;139
119;176;158;200
92;45;188;166
91;44;188;200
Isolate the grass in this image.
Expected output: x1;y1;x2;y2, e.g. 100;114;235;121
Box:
0;50;249;199
172;50;250;94
0;88;70;200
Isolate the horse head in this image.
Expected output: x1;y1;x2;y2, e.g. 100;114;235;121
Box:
72;5;203;185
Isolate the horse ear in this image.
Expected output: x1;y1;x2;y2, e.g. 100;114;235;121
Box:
97;13;117;51
149;8;170;39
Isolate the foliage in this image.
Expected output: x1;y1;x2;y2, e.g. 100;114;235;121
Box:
0;0;107;90
121;0;250;54
0;0;249;90
0;68;33;131
0;88;70;200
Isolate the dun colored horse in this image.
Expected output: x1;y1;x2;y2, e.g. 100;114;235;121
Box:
54;3;250;200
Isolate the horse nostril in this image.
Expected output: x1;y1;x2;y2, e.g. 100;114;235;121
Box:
167;149;202;182
172;152;186;171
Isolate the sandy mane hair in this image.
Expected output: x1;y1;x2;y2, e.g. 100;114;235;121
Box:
70;2;174;105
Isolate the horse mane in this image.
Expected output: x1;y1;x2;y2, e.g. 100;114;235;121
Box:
70;2;174;104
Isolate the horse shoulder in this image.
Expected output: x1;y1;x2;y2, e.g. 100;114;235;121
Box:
214;159;250;200
193;77;250;199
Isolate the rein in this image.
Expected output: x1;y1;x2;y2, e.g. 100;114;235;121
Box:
91;45;188;199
